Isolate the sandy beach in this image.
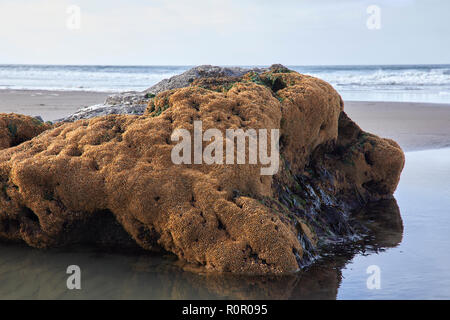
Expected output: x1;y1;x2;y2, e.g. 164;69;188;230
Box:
0;89;110;122
0;89;449;152
345;101;450;152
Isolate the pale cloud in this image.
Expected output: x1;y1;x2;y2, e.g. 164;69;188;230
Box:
0;0;448;65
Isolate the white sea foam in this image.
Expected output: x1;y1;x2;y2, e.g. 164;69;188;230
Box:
0;65;188;92
0;64;450;103
290;65;450;103
302;68;450;88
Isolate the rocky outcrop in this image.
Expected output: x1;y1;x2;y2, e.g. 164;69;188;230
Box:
59;65;267;122
59;93;149;122
0;66;405;274
145;65;267;95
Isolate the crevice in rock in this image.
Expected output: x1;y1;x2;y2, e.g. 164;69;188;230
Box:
20;206;40;224
60;209;148;251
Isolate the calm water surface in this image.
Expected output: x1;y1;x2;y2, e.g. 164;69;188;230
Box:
0;148;449;299
338;148;450;299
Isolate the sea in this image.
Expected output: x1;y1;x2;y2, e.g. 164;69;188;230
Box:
0;64;450;104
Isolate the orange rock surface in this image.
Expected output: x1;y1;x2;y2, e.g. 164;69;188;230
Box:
0;113;50;150
0;66;404;274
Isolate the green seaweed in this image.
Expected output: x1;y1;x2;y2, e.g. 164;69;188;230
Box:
31;117;44;126
247;72;266;86
148;100;156;113
152;104;170;117
222;82;235;92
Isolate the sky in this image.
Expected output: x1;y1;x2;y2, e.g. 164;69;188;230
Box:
0;0;449;66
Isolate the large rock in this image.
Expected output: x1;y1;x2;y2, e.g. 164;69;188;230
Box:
0;66;404;274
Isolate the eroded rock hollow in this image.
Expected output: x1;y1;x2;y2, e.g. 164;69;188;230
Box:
0;65;405;274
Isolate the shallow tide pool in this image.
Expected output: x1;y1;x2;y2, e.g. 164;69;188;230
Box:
338;148;450;299
0;148;449;299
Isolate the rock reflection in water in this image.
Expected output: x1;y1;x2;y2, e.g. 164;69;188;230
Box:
0;199;402;300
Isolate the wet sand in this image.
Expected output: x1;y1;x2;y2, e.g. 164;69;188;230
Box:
0;89;110;122
345;101;450;152
0;90;450;151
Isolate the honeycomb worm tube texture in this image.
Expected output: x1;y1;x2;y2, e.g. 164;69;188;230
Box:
0;67;405;274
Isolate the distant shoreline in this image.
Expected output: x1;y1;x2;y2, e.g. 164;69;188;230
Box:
0;89;449;152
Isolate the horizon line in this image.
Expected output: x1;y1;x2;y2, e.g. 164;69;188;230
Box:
1;63;450;68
